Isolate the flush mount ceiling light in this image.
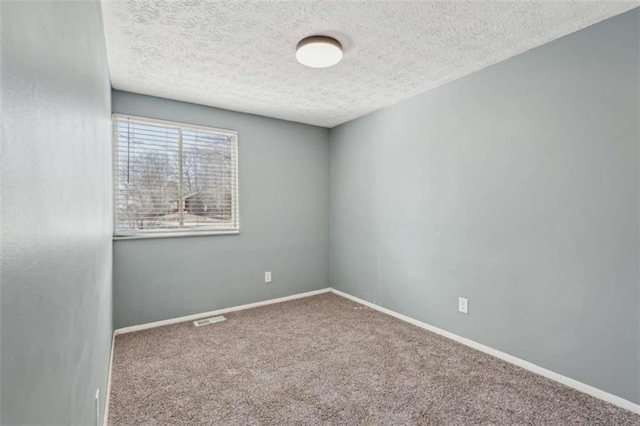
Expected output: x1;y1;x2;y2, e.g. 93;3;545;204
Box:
296;36;343;68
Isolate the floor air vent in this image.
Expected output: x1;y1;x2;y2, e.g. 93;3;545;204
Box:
194;316;226;327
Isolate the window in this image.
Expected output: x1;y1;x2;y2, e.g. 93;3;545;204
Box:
113;114;239;238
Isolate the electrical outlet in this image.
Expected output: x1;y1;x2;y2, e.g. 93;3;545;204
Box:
265;271;272;283
458;297;468;314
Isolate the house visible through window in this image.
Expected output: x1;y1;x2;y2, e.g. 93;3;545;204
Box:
113;114;239;237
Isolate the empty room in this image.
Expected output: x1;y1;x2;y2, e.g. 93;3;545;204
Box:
2;0;640;425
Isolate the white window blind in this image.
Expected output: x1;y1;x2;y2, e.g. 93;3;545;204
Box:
113;114;239;237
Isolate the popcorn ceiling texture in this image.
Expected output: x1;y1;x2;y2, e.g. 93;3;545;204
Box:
107;293;640;425
102;1;638;127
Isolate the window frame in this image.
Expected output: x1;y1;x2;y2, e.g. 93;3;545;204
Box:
112;113;240;240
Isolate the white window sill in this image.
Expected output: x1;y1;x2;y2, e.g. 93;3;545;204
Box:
113;230;240;241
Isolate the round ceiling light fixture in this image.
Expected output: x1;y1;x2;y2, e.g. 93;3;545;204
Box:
296;35;343;68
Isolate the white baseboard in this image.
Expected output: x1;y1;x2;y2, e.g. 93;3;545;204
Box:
103;332;115;426
329;288;640;414
114;287;332;335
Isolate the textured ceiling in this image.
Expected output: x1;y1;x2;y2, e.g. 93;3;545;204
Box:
102;1;638;128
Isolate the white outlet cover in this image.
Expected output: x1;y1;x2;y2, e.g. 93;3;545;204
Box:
265;271;272;283
458;297;469;314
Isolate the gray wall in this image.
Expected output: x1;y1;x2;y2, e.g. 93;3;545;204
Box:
112;91;330;329
1;1;113;424
330;9;640;404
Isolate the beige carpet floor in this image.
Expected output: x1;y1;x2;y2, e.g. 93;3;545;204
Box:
108;293;639;425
